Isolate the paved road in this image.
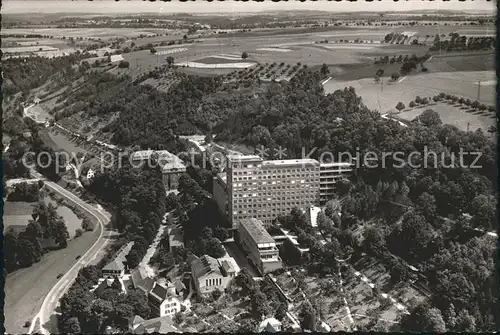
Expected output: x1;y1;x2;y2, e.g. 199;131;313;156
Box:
27;171;111;335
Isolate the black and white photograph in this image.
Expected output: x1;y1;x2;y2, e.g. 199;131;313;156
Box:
1;0;498;334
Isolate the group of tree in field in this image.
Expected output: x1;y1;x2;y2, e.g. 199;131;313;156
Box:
6;180;44;202
430;33;495;52
4;201;70;273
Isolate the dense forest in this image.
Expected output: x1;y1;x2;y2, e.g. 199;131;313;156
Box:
2;55;85;98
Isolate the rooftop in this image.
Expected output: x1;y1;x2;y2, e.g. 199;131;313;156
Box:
130;315;181;334
262;158;319;168
130;265;155;293
227;154;262;163
102;241;135;272
240;218;275;245
191;254;221;279
320;161;354;167
148;280;179;304
168;227;184;247
258;317;282;332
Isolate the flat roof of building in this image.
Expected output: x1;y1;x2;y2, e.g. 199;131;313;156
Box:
227;154;262;163
262;159;319;167
239;218;275;245
320;162;354;168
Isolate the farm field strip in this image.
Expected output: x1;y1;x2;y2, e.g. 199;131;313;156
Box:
175;61;256;68
256;47;293;52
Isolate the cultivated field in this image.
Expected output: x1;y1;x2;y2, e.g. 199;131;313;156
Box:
2;27;167;39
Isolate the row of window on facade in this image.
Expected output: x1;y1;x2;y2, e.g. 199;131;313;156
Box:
233;207;305;217
233;174;318;181
234;184;318;192
233;192;316;200
233;200;310;209
205;278;222;287
233;167;318;174
233;178;318;185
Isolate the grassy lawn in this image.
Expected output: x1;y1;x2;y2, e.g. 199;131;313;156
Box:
396;101;495;133
324;70;495;114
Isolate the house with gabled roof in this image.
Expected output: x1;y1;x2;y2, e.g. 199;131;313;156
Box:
148;278;186;317
258;317;282;332
130;265;155;294
190;254;239;296
102;241;134;278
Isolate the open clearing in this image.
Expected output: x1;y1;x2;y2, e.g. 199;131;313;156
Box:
4;197;83;239
24;104;52;124
396;102;495;132
323;70;495;112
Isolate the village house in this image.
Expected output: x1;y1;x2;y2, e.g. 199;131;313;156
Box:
102;242;135;278
148;278;186;317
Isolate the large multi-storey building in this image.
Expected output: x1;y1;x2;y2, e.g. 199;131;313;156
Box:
226;155;320;227
319;162;354;204
238;218;282;274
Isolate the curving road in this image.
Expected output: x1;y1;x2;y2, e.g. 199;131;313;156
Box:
27;171;112;335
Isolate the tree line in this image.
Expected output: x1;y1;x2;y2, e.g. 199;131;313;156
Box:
4;201;70;273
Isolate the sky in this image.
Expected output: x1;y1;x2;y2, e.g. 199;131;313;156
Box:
2;0;497;14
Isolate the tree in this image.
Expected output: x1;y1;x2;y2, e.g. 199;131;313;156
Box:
396;102;405;111
300;303;317;331
241;51;249;59
166;56;175;66
415;109;442;127
16;238;42;267
317;212;334;236
376;69;385;77
111;276;122;291
238;318;255;332
276;302;288;321
211;288;223;301
118;61;130;68
391;72;400;81
205;237;226;258
454;309;476;332
173;312;184;325
409;101;416;108
214;227;229;241
126;249;141;269
401;304;446;332
251;288;271;318
75;229;83;238
416;192;437;220
320;63;330;77
61;316;81;333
